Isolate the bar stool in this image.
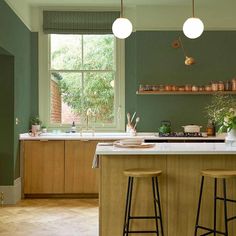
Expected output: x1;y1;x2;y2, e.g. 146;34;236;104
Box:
123;168;164;236
194;169;236;236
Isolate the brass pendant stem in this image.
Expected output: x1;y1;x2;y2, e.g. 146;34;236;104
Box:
192;0;195;17
120;0;124;17
178;36;187;58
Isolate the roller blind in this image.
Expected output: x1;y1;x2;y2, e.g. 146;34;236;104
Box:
43;11;119;34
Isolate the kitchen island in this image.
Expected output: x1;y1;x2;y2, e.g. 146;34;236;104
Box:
95;142;236;236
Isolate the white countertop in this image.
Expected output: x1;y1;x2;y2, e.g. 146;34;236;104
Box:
19;132;226;141
95;142;236;155
19;132;155;140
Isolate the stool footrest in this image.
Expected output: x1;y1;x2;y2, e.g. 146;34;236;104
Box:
129;216;160;219
216;197;236;203
228;215;236;222
124;230;158;234
196;225;226;235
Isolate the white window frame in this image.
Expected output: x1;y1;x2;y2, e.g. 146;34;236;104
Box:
38;31;125;132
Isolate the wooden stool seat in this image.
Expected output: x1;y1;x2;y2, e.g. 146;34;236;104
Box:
123;168;162;178
201;169;236;179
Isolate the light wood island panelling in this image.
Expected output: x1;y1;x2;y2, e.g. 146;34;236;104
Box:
99;154;236;236
100;155;167;236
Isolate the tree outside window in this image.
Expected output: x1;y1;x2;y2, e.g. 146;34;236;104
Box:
50;34;116;126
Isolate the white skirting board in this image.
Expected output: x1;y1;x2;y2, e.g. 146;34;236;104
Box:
0;177;21;205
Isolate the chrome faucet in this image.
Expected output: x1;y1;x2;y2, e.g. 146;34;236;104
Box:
80;108;95;136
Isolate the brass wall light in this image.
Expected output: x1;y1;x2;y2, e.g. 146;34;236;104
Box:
172;36;196;66
112;0;133;39
183;0;204;39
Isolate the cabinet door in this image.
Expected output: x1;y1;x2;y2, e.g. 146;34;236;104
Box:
24;141;65;194
65;140;99;193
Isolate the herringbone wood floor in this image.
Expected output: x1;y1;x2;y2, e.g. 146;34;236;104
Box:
0;199;98;236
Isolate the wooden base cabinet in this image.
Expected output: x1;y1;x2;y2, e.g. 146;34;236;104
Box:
65;140;99;194
22;140;99;196
23;141;65;194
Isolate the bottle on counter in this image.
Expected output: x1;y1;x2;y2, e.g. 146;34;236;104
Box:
71;121;76;133
206;120;216;136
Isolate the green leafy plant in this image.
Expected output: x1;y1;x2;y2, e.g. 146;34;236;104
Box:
30;116;42;125
205;93;236;132
218;108;236;132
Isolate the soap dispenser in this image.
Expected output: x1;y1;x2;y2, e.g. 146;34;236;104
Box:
71;121;76;133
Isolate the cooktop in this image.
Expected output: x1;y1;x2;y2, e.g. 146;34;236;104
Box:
158;132;203;137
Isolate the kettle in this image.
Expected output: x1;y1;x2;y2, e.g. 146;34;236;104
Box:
158;120;171;134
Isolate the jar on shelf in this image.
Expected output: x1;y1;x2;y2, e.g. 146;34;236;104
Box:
232;79;236;91
172;85;178;91
178;86;185;91
192;85;199;92
211;82;218;91
152;85;159;91
205;84;212;91
185;84;192;91
224;80;232;91
159;85;165;91
199;86;205;91
139;84;144;92
218;81;224;91
165;85;172;91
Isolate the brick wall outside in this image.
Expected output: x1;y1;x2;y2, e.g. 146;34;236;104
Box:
50;79;81;125
50;80;62;123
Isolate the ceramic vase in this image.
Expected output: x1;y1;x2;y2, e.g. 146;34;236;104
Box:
226;129;236;141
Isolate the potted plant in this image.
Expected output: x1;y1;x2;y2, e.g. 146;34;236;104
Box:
205;93;236;138
41;125;47;133
218;108;236;140
30;116;42;134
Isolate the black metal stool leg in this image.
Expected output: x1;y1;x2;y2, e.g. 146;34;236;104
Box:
155;177;164;236
194;176;205;236
123;177;132;236
152;177;159;236
214;178;217;236
223;179;228;236
126;177;134;236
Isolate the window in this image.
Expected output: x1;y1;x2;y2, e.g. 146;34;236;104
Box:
47;34;124;130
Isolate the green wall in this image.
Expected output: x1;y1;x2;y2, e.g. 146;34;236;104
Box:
0;1;38;185
126;31;236;132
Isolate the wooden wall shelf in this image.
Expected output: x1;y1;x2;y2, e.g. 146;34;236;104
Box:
136;91;236;95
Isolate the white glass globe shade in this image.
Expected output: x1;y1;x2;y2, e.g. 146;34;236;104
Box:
183;17;204;39
112;18;133;39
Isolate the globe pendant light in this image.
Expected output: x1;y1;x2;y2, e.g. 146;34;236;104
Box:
183;0;204;39
112;0;132;39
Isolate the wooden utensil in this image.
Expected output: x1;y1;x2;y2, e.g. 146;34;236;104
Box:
134;117;140;129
